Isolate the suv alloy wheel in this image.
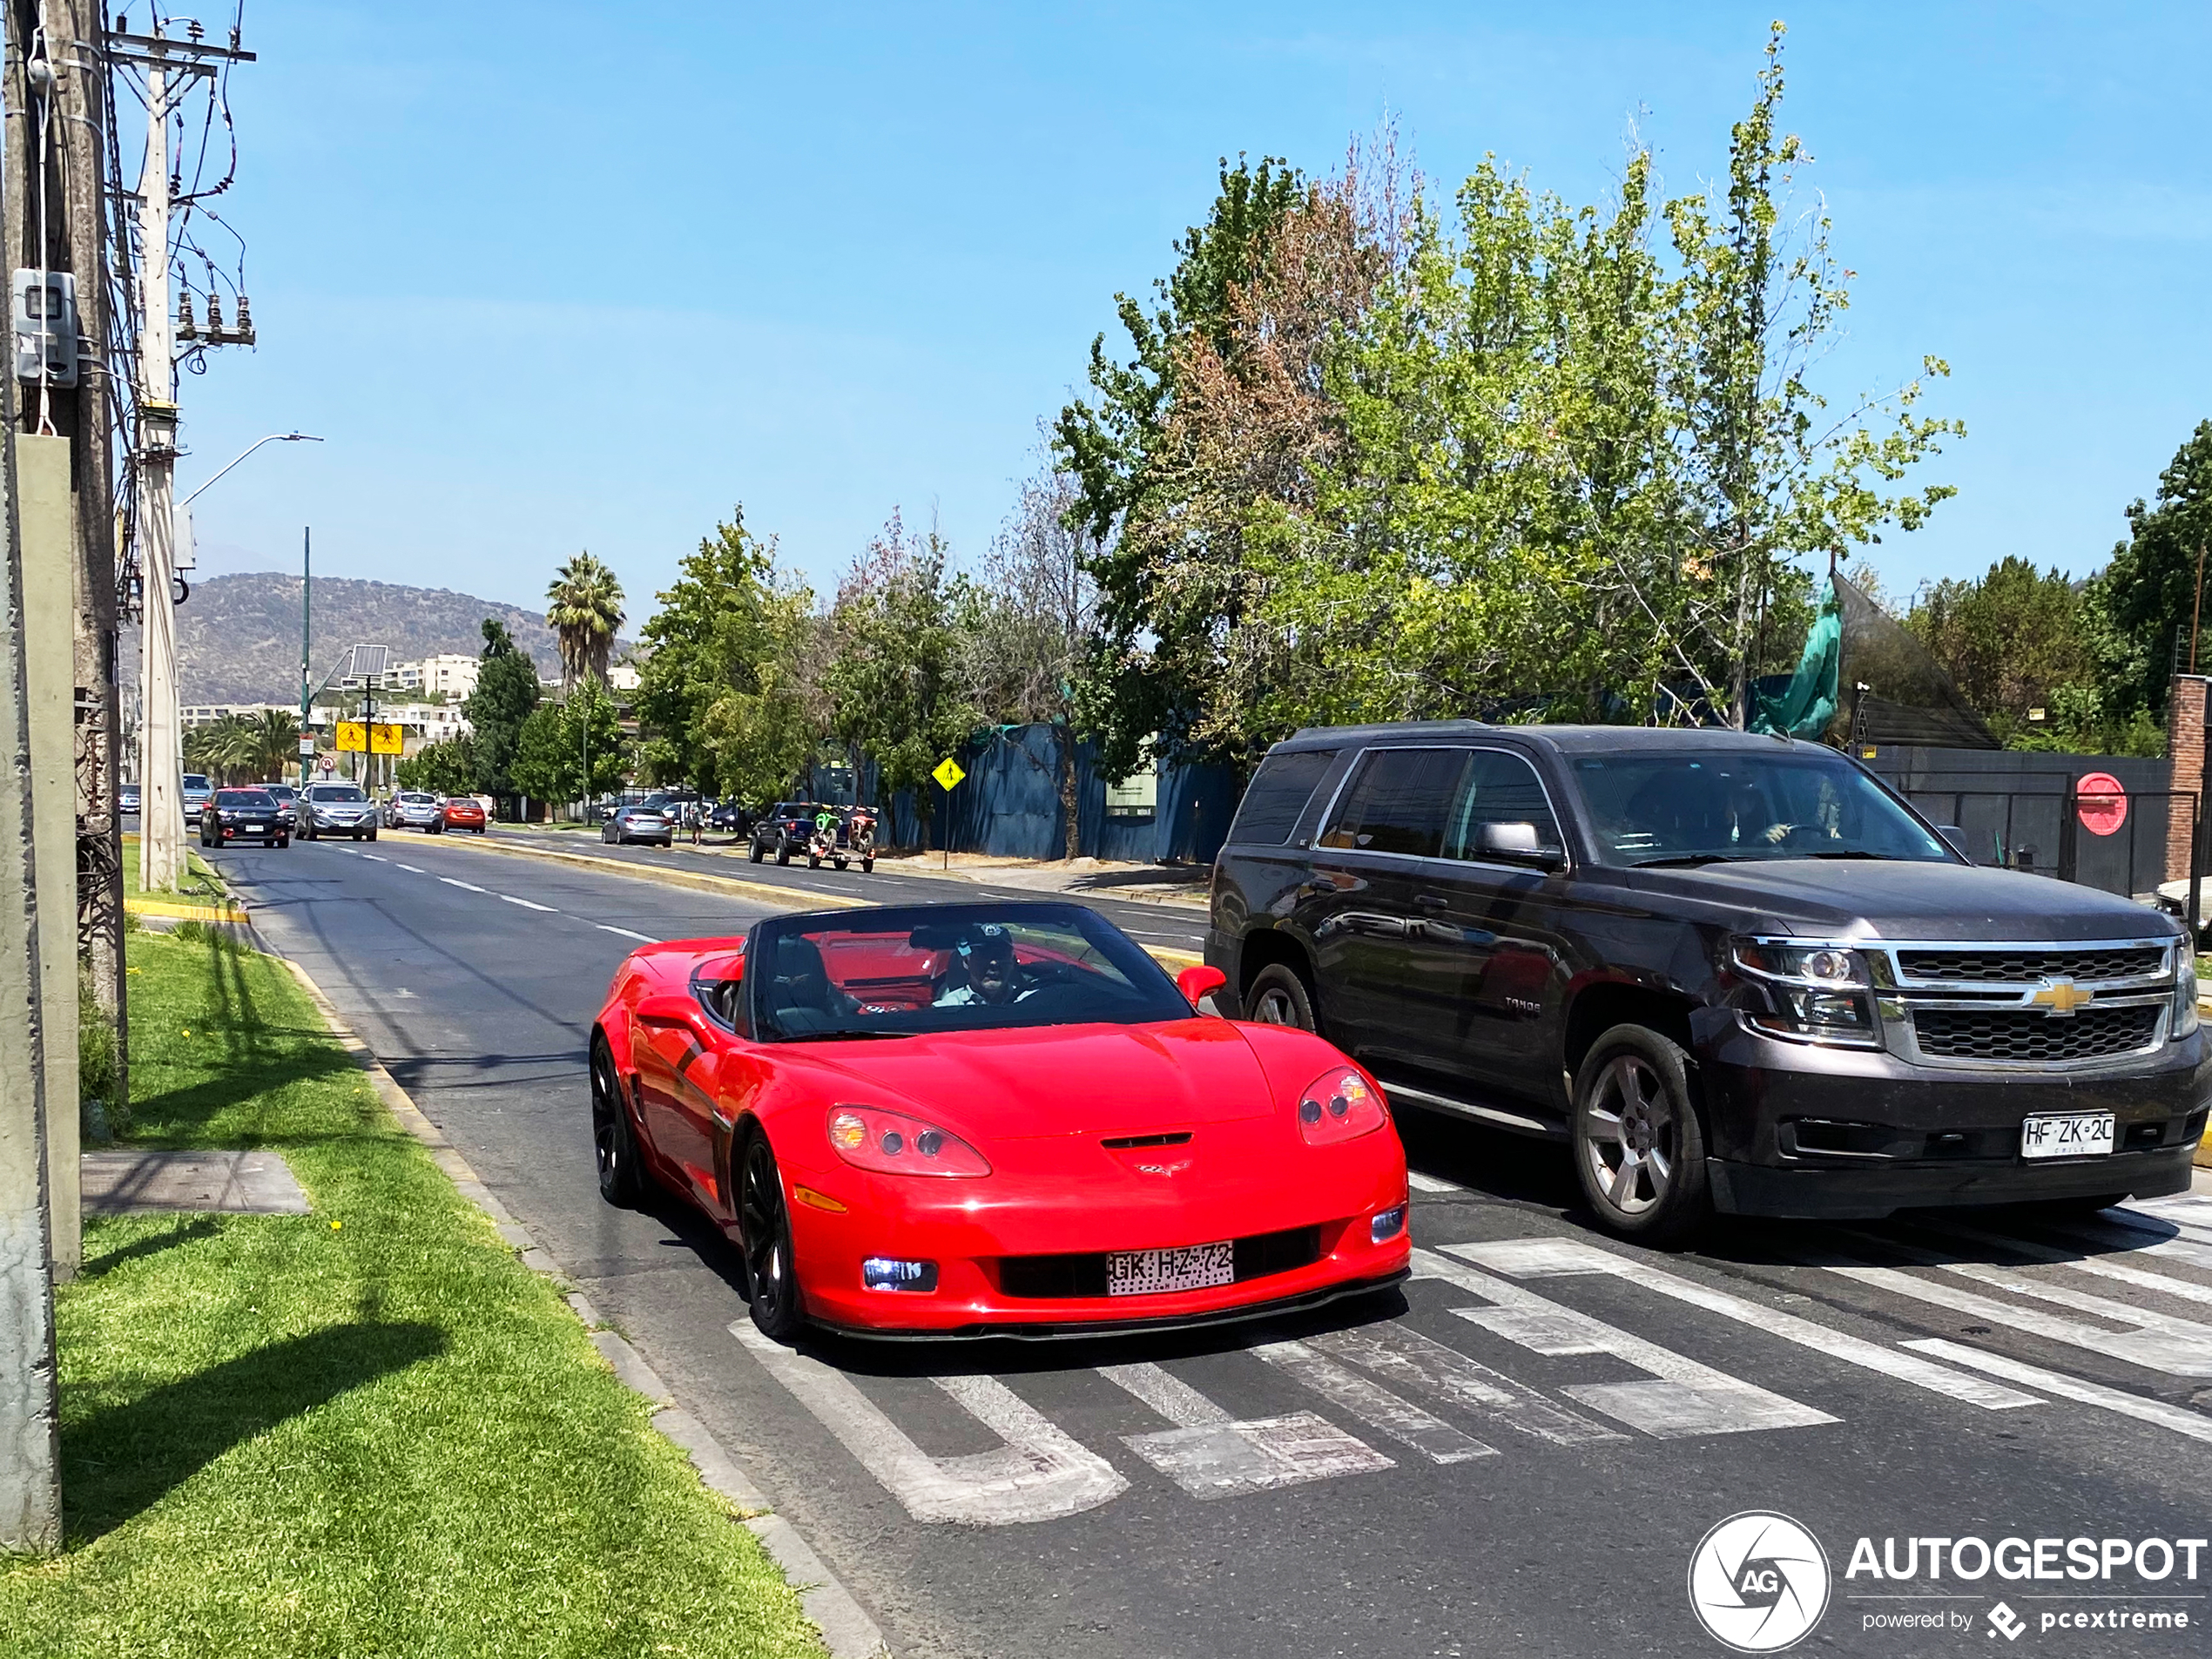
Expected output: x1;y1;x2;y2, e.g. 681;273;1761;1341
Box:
1570;1024;1713;1244
1245;961;1318;1032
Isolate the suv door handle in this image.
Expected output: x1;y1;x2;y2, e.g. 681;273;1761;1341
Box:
1414;894;1448;910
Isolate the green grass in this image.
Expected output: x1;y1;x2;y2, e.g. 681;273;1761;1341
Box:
118;833;229;907
0;928;823;1658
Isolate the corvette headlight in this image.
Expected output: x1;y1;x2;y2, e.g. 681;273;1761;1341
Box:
2175;960;2201;1040
826;1105;990;1177
1296;1067;1387;1146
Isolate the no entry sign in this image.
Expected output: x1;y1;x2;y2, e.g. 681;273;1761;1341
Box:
2074;772;2128;837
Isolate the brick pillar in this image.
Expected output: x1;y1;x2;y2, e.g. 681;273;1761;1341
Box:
2166;675;2210;882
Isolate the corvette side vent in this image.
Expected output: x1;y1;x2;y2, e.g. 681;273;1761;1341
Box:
1100;1132;1193;1150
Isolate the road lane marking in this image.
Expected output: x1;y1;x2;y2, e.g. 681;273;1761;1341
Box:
439;877;486;893
731;1320;1125;1525
2063;1216;2212;1273
499;894;556;912
1825;1237;2212;1378
1100;1359;1393;1499
1414;1246;1836;1437
1903;1339;2212;1447
1925;1220;2212;1310
361;853;387;861
1407;1171;1463;1194
1450;1238;2040;1411
1250;1339;1495;1463
394;863;425;873
597;925;658;943
1304;1323;1622;1447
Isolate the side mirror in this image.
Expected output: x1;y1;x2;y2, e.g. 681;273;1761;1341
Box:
1474;821;1565;870
1177;964;1228;1010
1936;825;1971;860
633;994;706;1033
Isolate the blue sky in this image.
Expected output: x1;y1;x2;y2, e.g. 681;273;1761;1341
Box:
172;2;2210;624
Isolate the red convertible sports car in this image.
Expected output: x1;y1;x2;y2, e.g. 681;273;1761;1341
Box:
590;900;1411;1340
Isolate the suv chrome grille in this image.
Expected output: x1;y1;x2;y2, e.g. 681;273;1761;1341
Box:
1896;946;2166;983
1912;1005;2161;1064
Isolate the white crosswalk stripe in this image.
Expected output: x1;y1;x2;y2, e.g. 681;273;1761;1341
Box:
1303;1322;1622;1447
1101;1361;1394;1499
1250;1339;1496;1463
1902;1339;2212;1447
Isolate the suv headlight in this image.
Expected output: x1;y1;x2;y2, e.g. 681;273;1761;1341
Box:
2175;958;2201;1040
1731;938;1879;1047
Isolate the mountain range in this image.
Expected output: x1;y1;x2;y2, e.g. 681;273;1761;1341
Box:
125;571;604;705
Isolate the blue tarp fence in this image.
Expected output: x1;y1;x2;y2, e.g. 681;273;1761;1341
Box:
804;724;1239;865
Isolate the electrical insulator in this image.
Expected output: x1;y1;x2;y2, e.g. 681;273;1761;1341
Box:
233;295;254;345
205;292;223;335
176;292;197;338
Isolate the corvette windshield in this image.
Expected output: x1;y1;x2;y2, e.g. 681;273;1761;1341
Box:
750;902;1190;1040
1569;748;1952;867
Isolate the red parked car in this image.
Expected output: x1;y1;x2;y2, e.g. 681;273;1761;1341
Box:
440;795;488;833
589;900;1411;1341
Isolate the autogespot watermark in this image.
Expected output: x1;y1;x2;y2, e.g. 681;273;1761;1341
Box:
1689;1515;2210;1649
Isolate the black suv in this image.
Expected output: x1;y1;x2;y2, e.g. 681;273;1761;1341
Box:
749;801;826;866
1205;722;2208;1240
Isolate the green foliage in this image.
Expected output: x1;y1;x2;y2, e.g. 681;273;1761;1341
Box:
182;707;300;785
824;513;981;845
1905;558;2088;732
634;508;819;804
462;619;545;799
509;677;626;806
2094;419;2212;718
545;550;626;690
394;735;477;796
77;964;121;1139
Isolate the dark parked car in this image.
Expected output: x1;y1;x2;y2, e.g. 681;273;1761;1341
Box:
749;800;829;866
199;787;288;848
1204;722;2206;1242
604;801;673;847
708;799;748;833
299;781;378;840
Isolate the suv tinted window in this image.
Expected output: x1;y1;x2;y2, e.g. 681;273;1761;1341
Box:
1445;750;1564;860
1230;748;1337;844
308;785;366;802
1318;748;1470;859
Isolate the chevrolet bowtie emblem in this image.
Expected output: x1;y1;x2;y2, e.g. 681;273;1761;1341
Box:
2033;978;2094;1016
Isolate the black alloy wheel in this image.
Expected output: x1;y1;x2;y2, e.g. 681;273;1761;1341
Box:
740;1133;802;1342
775;836;791;867
590;1040;643;1206
750;837;765;864
860;857;873;873
1245;961;1318;1032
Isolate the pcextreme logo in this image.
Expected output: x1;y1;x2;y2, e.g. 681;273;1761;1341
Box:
1688;1511;1832;1653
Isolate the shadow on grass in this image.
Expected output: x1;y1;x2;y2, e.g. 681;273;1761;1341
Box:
81;1217;222;1278
63;1321;446;1543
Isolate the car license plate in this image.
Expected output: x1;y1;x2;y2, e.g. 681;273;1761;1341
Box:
2021;1111;2116;1159
1106;1240;1236;1296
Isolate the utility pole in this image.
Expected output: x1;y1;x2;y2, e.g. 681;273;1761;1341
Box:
132;50;179;892
0;126;60;1545
300;525;310;790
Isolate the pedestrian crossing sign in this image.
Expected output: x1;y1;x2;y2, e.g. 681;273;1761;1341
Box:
369;722;404;755
335;721;367;753
933;757;966;792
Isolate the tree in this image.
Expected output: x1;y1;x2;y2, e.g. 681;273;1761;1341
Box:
1905;558;2089;739
825;512;980;850
2093;419;2212;720
463;618;545;801
633;507;820;801
546;550;626;691
395;735;477;795
963;458;1101;858
1055;153;1306;778
510;676;626;806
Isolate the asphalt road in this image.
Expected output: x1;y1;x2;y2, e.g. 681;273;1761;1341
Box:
212;829;2212;1659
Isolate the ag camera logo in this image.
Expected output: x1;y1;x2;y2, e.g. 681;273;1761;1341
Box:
1689;1511;1831;1652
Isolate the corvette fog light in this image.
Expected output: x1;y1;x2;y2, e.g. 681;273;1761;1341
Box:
1370;1205;1406;1243
862;1257;938;1292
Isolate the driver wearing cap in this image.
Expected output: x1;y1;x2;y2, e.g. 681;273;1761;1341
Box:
934;926;1037;1008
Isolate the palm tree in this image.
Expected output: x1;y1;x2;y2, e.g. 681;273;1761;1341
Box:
546;552;626;691
253;707;300;779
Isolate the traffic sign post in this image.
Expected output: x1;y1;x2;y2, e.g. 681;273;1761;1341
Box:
933;757;965;869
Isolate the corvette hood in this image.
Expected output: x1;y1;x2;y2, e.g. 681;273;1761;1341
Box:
787;1021;1277;1141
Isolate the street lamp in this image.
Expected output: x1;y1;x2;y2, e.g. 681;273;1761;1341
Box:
179;430;324;507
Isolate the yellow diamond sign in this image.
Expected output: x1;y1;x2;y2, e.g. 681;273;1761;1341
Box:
334;721;367;753
932;757;966;792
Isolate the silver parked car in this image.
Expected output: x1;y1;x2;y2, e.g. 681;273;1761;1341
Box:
180;772;213;822
602;802;672;847
300;781;379;841
385;790;446;833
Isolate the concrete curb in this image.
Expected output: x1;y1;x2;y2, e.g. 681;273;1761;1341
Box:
273;953;892;1659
